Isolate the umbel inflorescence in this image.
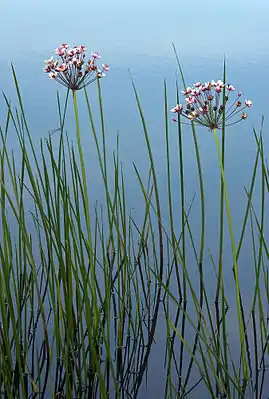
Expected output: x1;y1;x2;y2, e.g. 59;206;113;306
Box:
44;44;109;91
171;80;252;130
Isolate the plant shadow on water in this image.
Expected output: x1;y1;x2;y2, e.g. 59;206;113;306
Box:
0;44;268;399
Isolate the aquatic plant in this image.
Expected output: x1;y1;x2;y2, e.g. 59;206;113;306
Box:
0;61;163;398
44;43;109;91
165;56;267;399
171;80;252;130
0;44;269;398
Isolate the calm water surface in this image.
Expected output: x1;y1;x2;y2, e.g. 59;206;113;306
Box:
1;1;269;397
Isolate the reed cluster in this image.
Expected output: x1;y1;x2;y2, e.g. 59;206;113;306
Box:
0;48;267;398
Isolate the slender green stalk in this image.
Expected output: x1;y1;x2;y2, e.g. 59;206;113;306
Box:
215;59;226;397
172;45;205;394
175;81;187;395
213;127;248;385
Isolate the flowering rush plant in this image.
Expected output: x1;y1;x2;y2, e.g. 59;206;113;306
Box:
44;44;109;91
171;80;252;130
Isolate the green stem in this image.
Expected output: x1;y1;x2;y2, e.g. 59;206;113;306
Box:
215;63;227;396
213;127;248;383
72;89;97;326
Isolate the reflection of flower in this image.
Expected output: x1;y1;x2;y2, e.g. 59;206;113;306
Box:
44;44;109;91
171;80;252;130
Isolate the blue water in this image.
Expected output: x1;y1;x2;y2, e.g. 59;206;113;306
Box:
1;0;269;180
1;1;269;397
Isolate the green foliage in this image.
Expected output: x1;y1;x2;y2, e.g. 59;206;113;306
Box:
0;59;268;399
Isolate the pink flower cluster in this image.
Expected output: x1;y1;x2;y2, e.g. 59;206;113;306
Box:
171;80;252;130
44;44;109;91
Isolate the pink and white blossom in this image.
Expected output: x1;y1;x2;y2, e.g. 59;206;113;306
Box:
56;63;67;72
102;64;110;71
216;80;224;88
227;84;235;91
91;52;100;59
245;100;252;107
181;87;192;95
192;89;201;96
171;79;252;130
171;104;183;113
203;82;211;90
49;72;58;79
55;46;66;56
186;96;196;104
44;44;109;91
